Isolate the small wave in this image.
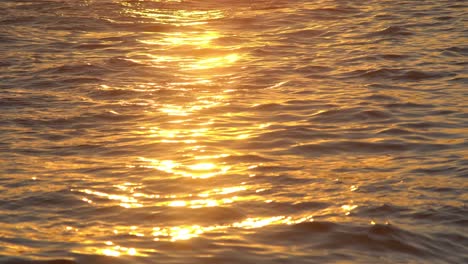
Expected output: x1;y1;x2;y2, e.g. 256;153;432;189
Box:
364;94;399;101
293;221;337;232
0;94;59;109
345;68;454;81
366;26;413;37
35;63;112;76
443;46;468;56
435;16;454;21
377;128;414;135
309;7;359;14
0;16;39;25
282;29;325;38
290;140;451;156
222;154;275;163
308;107;393;123
74;43;114;50
257;221;457;262
0;258;76;264
259;127;339;141
384;102;434;109
355;204;409;217
294;65;333;74
45;17;113;31
407;205;468;226
105;57;147;68
380;53;410;60
400;121;457;129
339;53;410;63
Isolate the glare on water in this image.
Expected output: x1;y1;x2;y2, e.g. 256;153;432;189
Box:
1;0;467;263
65;4;320;257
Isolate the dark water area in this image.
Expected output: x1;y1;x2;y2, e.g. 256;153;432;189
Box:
1;0;467;263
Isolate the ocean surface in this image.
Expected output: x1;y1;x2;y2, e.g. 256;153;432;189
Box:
1;0;467;263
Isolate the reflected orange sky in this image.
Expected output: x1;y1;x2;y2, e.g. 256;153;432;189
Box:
1;0;466;262
20;0;461;260
89;5;250;255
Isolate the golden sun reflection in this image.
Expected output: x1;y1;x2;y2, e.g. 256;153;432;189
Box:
140;32;220;47
136;157;231;179
75;189;143;208
184;53;240;70
124;8;225;26
143;52;243;71
157;94;227;117
77;0;281;256
136;28;243;71
96;245;141;257
187;162;216;171
74;240;148;258
341;204;358;216
198;186;247;196
167;198;235;208
75;182;254;209
152;225;209;241
151;215;315;242
147;126;208;142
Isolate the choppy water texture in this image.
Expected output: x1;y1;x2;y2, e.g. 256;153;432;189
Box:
1;0;467;263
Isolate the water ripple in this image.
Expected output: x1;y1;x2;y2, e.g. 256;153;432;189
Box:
1;0;467;263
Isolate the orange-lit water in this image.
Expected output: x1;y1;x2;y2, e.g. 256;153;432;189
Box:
1;0;467;263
